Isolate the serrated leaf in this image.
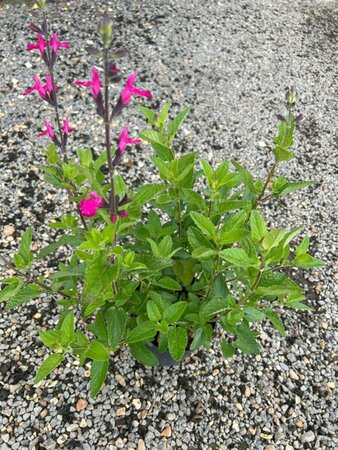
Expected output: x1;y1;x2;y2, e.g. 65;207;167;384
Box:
172;259;195;286
35;353;64;384
136;105;156;124
60;311;75;346
235;323;260;355
190;212;216;239
139;130;167;146
293;253;325;269
192;247;217;259
244;307;266;322
221;340;236;358
87;340;109;361
264;308;286;336
132;183;167;206
126;321;157;344
17;229;33;265
37;235;82;259
156;100;172;129
295;236;310;257
250;210;267;243
90;359;109;398
105;307;127;348
167;327;188;361
39;330;61;349
219;248;260;268
154;277;182;291
147;301;161;322
201;160;213;187
163;301;188;323
129;342;159;366
5;284;42;310
219;228;249;245
273;147;293;162
0;280;23;304
200;296;231;320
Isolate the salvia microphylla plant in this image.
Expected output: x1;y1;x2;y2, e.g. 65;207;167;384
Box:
0;2;324;398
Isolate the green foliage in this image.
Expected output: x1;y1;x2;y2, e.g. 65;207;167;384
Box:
2;79;323;399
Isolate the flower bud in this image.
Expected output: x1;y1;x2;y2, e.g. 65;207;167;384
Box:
37;0;46;9
286;86;296;107
98;15;113;49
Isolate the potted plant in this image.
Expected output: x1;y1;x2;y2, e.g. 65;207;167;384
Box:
0;4;324;398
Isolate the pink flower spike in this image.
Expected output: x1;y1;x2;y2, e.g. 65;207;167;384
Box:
44;75;58;94
110;214;117;223
27;33;47;55
110;64;118;74
118;127;142;155
49;33;70;54
74;67;102;100
62;118;74;135
79;191;104;217
38;120;55;140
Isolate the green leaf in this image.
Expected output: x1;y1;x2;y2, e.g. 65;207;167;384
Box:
154;277;182;291
17;229;33;266
129;342;159;366
219;248;260;268
139;130;167;146
88;311;108;343
35;353;64;383
132;183;167;207
167;327;188;361
147;301;161;322
158;235;173;257
192;247;217;259
151;143;174;161
156;100;172;130
201;160;213;187
244;307;266;323
221;340;236;358
44;143;59;163
273;179;314;197
187;226;215;250
126;321;157;344
293;253;325;269
167;107;190;142
37;235;82;259
60;311;75;346
256;285;300;296
77;148;93;167
87;340;109;361
163;301;188;323
190;212;216;239
295;236;310;257
39;330;62;349
264;308;286;336
90;360;109;398
250;211;267;243
0;279;23;304
235;323;260;355
286;301;311;311
150;157;174;180
136;105;156;124
5;284;42;310
105;307;127;348
172;259;195;286
200;296;231;320
219;228;249;245
273;147;293;162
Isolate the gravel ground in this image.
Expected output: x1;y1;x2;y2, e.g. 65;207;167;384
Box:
0;0;337;449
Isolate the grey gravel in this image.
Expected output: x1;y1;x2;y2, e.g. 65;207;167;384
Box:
1;0;337;449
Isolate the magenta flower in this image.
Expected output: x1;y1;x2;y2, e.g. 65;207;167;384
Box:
120;73;153;106
27;33;47;55
62;118;73;135
74;68;102;100
79;192;104;218
49;33;70;54
38;120;55;140
110;214;117;223
118;127;142;154
110;210;128;223
24;75;58;100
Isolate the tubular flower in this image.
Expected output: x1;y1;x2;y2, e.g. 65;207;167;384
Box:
27;33;47;55
49;33;70;54
24;75;58;102
79;192;104;218
74;67;102;100
62;118;74;134
118;127;142;154
38;120;55;140
120;73;152;106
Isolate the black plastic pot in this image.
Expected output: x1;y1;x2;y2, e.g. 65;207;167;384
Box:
146;343;192;367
